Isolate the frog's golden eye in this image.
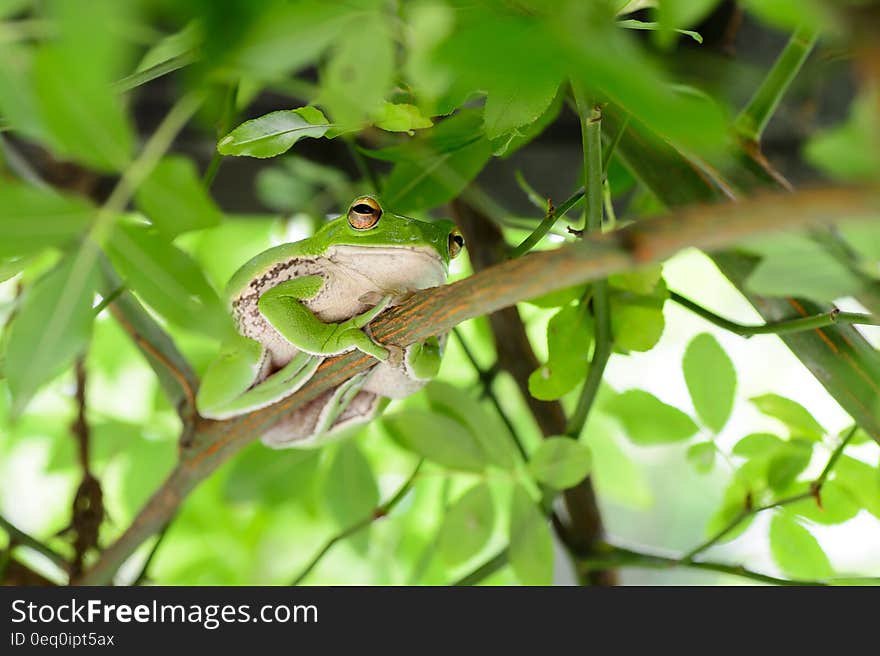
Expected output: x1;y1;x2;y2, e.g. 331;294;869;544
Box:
348;196;382;230
448;229;465;259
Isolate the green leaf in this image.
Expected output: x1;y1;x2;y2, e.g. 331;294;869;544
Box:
5;252;98;415
0;183;94;258
704;477;754;544
604;389;699;445
135;156;222;237
324;442;379;539
609;286;666;353
732;433;786;458
383;409;488;472
608;264;663;295
524;284;586;309
136;22;201;73
105;222;232;340
483;76;561;141
768;513;833;579
373;102;433;134
765;442;812;491
218;107;331;158
425;381;518;470
318;11;392;130
437;484;495;566
742;235;862;304
508;485;554;586
381;109;492;213
33;0;135;171
0;43;47;143
686;441;716;474
834;455;880;519
749;394;825;441
786;481;860;526
617;19;704;45
683;333;736;432
804;89;880;182
739;0;826;32
528;304;593;401
528;437;593;489
224;443;320;505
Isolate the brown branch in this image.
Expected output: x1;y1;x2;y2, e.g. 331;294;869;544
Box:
74;184;880;584
451;197;614;586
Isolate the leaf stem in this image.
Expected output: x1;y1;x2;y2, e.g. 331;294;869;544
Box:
735;25;819;143
508;188;585;258
0;515;69;574
291;460;423;585
670;290;880;337
452;548;509;586
203;83;239;189
113;51;198;94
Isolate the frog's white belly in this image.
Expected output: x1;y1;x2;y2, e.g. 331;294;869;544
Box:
232;244;446;381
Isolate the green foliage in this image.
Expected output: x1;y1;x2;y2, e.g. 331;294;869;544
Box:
437;484;496;567
605;390;699;445
768;513;833;579
749;394;825;441
135;156;222;237
683;333;736;433
509;485;554;586
0;183;94;258
528;437;593;490
383;410;488;473
529;303;593;401
218;108;331;158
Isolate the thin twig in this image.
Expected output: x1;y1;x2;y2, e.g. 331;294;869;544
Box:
0;515;70;573
204;82;239;189
670;291;880;338
132;516;176;586
291;460;423;585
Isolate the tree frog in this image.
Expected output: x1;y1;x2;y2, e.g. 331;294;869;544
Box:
196;196;465;448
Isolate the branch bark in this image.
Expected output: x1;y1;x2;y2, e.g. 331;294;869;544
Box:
75;184;880;584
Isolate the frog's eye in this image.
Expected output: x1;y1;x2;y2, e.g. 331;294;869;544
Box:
348;196;382;230
448;229;465;259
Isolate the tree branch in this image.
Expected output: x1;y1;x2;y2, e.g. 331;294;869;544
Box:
0;514;69;574
75;184;880;584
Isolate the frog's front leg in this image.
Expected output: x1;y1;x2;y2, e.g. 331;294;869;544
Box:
196;333;321;419
258;275;392;361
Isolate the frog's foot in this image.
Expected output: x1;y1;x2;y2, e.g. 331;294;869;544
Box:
385;343;405;368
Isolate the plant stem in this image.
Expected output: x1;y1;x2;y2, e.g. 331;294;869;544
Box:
508;188;585;258
203;83;239;189
132;516;176;586
114;51;198;93
0;515;69;574
670;290;880;337
736;25;819;143
452;548;509;586
581;545;827;586
291;460;423;585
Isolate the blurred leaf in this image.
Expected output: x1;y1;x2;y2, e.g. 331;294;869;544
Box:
686;441;716;474
617;19;704;44
490;88;563;158
119;437;176;519
384;409;487;472
786;481;859;526
766;442;812;491
529;303;593;401
683;333;736;433
528;437;592;489
524;284;586;309
583;411;653;509
483;76;560;141
5;252;98;415
609;280;667;353
137;22;201;73
425;381;518;470
437;483;495;566
0;43;47;142
732;432;786;458
605;389;699;445
835;455;880;519
805;89;880;182
318;10;392;130
229;1;351;80
743;235;862;303
373;102;433;134
739;0;826;31
0;0;31;19
0;256;32;283
105;222;232;340
749;394;825;441
218;107;330;158
224;443;320;505
509;484;554;586
0;183;94;258
136;156;222;237
381;109;492;213
608;265;663;295
135;155;222;237
324;442;379;552
33;0;135;171
704;477;754;543
768;513;833;579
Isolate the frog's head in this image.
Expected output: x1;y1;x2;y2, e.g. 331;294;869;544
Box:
318;195;465;267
